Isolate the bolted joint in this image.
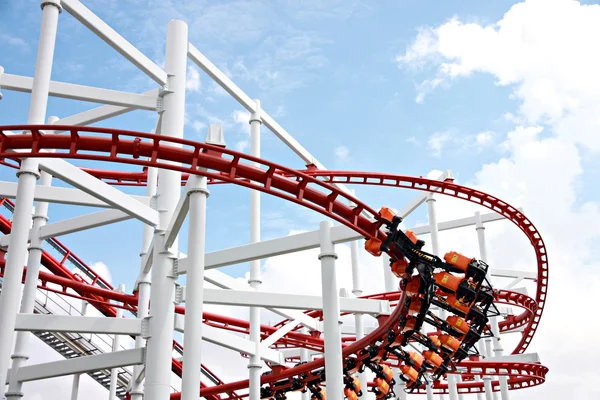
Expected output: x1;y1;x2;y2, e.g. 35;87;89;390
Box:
141;316;151;339
318;252;338;260
248;278;262;285
187;187;210;198
16;168;41;180
247;363;262;370
32;214;49;222
174;284;185;304
4;391;23;398
40;0;62;12
171;259;181;276
28;244;44;252
11;353;29;361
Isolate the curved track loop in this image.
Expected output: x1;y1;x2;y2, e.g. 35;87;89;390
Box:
0;125;548;397
417;362;548;395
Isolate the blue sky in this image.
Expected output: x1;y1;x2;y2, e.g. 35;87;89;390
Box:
2;1;600;398
0;0;537;283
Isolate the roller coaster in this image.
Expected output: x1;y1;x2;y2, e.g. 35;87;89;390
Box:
0;2;547;400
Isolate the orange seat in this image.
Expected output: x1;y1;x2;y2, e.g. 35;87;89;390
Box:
434;272;462;292
440;334;461;353
422;350;444;368
374;378;390;399
408;351;424;369
447;315;470;336
391;257;410;277
444;251;474;272
446;294;471;315
399;364;419;382
379;207;397;223
365;237;383;257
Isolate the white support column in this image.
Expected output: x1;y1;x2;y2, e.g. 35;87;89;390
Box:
456;375;465;400
181;173;209;400
248;99;262;400
475;211;508;400
319;221;343;400
70;373;81;400
474;375;485;400
130;165;157;400
349;230;367;399
394;379;407;400
447;375;458;400
300;328;310;400
144;20;187;400
0;0;61;390
482;371;494;400
426;193;445;400
109;284;125;400
70;302;88;400
5;115;58;400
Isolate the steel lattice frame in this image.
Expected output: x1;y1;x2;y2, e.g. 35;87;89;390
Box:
0;2;547;400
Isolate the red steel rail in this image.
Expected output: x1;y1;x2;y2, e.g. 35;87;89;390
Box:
0;125;548;397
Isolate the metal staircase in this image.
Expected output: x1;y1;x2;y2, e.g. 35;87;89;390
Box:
0;279;133;399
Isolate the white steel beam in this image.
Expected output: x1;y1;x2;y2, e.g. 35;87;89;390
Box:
261;320;300;348
56;91;156;126
164;179;194;249
39;209;132;239
173;315;284;365
61;0;167;85
200;269;321;332
177;225;360;273
188;45;326;171
12;348;145;383
0;73;158;110
14;314;142;335
180;288;391;315
411;209;523;236
36;158;158;226
491;269;537;281
0;181;150;208
175;208;508;273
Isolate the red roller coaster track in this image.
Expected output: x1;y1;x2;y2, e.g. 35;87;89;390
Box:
0;125;548;398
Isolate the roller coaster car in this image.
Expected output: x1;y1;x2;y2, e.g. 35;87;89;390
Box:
308;386;326;400
373;377;393;399
398;364;419;384
422;350;444;369
343;375;363;399
385;330;404;349
289;378;307;392
446;315;471;337
344;358;361;375
433;272;479;305
439;334;461;354
365;363;395;385
444;251;488;280
260;387;275;399
274;393;287;400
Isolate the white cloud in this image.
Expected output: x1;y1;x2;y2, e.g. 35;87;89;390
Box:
232;109;251;136
192;121;207;134
475;130;494;146
427;131;452;157
334;145;349;161
397;0;600;152
186;66;201;92
397;1;600;397
235;140;249;152
0;33;29;53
